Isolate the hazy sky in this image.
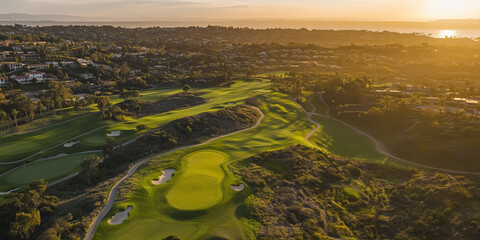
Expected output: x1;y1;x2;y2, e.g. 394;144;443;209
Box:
0;0;478;21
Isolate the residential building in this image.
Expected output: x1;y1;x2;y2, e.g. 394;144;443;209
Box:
0;76;8;87
11;45;22;52
79;73;94;79
21;53;40;61
26;71;46;81
14;75;32;84
6;62;24;70
27;64;48;71
45;61;59;67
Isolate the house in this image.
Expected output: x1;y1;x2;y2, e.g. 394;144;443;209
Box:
6;62;24;70
0;76;8;87
60;61;76;67
27;64;48;71
26;72;46;81
11;45;22;52
21;53;40;61
129;69;142;75
79;73;94;79
77;59;93;67
14;75;33;84
45;61;59;67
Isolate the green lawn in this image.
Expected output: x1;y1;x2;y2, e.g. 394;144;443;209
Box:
0;152;102;191
0;113;108;163
93;84;313;240
1;80;423;239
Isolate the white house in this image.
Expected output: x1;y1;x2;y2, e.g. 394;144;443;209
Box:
26;71;46;81
79;73;94;79
27;64;48;71
45;61;59;67
14;75;32;84
0;76;8;87
6;62;24;70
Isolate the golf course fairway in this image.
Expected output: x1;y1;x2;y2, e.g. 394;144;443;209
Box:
166;150;227;211
0;152;102;191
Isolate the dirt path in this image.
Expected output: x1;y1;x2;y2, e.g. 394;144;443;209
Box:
304;93;480;176
293;100;320;145
83;106;264;240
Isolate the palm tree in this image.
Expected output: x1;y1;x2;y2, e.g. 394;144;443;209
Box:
11;108;19;132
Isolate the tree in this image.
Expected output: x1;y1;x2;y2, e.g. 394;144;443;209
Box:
9;210;41;240
37;101;45;117
96;96;111;119
0;110;8;131
183;84;191;92
81;155;101;185
120;89;140;100
11;108;19;132
379;96;399;113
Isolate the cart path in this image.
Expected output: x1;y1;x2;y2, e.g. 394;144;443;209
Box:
302;93;480;176
83;106;264;240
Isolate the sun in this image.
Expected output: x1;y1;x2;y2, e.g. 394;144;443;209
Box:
426;0;469;19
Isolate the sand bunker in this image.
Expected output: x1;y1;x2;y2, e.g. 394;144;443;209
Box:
152;168;176;185
63;141;80;148
108;206;133;225
231;183;245;191
107;130;121;137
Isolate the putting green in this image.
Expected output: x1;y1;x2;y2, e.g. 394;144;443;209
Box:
166;150;227;211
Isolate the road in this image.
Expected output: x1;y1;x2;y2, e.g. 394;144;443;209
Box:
83;106;264;240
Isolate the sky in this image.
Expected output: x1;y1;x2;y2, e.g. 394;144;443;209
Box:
0;0;478;21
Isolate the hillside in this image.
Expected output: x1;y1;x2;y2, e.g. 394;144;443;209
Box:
237;145;480;239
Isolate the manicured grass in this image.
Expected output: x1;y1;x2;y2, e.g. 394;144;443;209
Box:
0;152;102;191
0;113;108;163
166;150;227;211
94;83;314;240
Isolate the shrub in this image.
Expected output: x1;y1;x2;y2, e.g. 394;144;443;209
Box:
136;124;148;131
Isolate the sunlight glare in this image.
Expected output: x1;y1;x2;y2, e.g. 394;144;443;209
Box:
439;30;456;38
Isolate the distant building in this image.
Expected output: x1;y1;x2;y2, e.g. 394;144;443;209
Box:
21;53;40;61
45;61;59;67
14;75;32;84
79;73;94;79
26;71;46;81
6;62;24;70
0;76;8;87
27;64;48;71
11;45;22;52
60;61;76;67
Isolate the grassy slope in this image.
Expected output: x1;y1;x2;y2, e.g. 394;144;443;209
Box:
308;94;413;169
